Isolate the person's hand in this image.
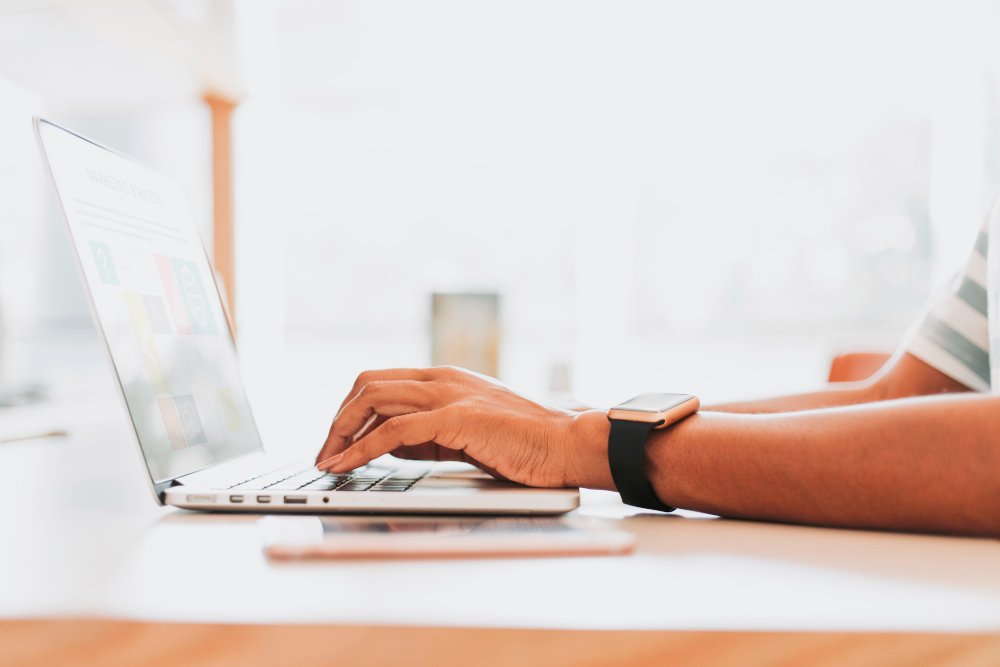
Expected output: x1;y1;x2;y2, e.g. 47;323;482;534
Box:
315;366;614;489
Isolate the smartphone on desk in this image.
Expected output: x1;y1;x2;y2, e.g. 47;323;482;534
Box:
259;516;635;560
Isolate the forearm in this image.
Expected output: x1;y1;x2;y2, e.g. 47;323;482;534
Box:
571;392;1000;535
706;381;876;414
706;352;971;414
654;393;1000;535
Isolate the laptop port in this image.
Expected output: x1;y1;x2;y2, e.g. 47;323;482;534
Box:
257;495;271;503
229;495;244;503
284;495;307;504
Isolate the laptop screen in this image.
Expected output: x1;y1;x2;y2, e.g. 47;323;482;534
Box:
36;119;263;483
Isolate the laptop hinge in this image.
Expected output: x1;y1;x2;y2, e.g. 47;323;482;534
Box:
154;478;182;501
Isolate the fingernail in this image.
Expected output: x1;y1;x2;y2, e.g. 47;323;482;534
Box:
318;453;344;470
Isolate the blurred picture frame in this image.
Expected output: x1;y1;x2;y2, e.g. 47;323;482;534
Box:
431;292;500;378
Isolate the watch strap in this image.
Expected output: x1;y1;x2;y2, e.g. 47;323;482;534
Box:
608;418;676;512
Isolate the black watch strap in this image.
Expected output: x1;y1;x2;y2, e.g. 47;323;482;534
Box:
607;418;676;512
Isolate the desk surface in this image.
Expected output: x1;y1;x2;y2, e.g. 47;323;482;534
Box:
2;397;1000;633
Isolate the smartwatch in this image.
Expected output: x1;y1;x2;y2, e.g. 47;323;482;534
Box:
607;393;700;512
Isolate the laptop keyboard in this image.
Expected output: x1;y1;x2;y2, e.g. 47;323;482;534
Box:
222;466;426;493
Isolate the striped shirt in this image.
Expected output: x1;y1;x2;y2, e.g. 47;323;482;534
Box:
906;202;998;392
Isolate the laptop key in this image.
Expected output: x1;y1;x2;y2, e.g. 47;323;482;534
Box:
229;464;307;490
384;471;426;482
337;482;378;492
301;482;331;491
268;471;326;490
301;476;353;491
228;466;395;492
231;474;294;490
320;473;354;483
230;464;321;491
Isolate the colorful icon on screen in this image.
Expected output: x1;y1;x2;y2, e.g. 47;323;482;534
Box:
124;292;167;394
157;397;188;450
90;241;119;285
174;259;217;335
154;254;192;335
142;294;172;335
173;394;207;446
217;388;242;431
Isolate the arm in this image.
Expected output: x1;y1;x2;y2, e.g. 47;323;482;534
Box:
569;391;1000;536
317;363;999;537
706;352;971;413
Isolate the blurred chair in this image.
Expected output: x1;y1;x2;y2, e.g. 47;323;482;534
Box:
827;352;892;383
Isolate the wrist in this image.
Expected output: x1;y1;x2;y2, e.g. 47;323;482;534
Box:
643;411;704;509
563;409;615;490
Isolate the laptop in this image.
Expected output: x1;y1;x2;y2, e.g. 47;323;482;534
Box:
35;117;579;515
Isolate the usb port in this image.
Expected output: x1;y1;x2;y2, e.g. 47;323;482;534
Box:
256;495;271;503
229;495;244;503
284;495;307;504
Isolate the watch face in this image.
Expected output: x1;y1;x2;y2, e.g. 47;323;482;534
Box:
614;393;693;413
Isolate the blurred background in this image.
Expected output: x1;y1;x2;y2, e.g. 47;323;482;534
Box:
2;0;999;454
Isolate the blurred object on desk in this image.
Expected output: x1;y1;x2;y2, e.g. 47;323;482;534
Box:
0;284;47;408
431;292;500;378
547;361;591;411
0;386;48;408
259;515;635;560
0;396;72;447
0;428;66;445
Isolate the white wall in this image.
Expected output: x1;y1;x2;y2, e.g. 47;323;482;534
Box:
223;1;1000;450
5;1;1000;453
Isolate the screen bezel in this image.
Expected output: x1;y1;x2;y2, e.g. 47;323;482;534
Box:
34;117;266;502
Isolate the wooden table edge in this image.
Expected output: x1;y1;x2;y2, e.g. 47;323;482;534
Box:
2;618;999;667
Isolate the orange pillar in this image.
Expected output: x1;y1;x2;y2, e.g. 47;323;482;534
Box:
204;93;238;332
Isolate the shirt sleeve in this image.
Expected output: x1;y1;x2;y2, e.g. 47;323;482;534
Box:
904;220;992;392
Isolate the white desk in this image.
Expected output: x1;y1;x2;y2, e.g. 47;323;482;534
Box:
2;397;1000;665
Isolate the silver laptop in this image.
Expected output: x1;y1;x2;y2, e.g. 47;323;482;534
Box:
35;117;578;515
